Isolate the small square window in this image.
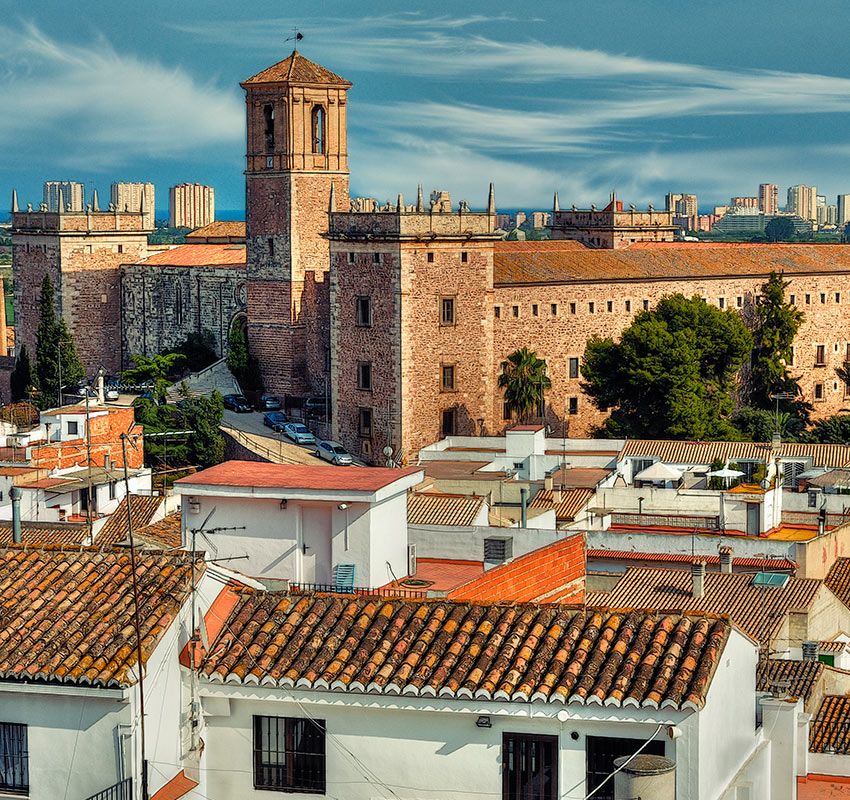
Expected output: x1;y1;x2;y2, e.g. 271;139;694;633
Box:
348;251;355;264
355;296;372;327
588;302;595;314
569;302;576;315
606;300;613;312
532;304;539;316
461;251;468;263
67;420;79;436
512;305;519;318
568;397;578;415
373;252;380;264
358;407;373;437
441;364;455;391
625;300;631;312
427;251;435;263
357;361;372;391
551;303;558;315
494;305;501;319
815;383;824;400
643;299;650;310
441;297;456;325
568;357;579;379
736;296;743;308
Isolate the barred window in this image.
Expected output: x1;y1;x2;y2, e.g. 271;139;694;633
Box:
0;722;28;794
253;716;325;794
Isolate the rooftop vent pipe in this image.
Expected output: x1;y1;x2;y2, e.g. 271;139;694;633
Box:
718;546;733;574
691;560;706;599
802;641;819;662
10;486;21;544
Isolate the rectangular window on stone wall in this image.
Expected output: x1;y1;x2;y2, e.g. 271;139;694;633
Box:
816;345;826;366
441;364;456;391
737;296;743;307
837;293;842;303
569;397;578;415
718;297;725;308
441;297;456;325
790;294;796;304
358;407;373;437
806;294;811;304
643;299;649;310
606;300;613;312
427;252;435;263
625;300;631;312
551;303;558;315
373;252;380;264
512;306;519;318
348;252;355;264
355;296;372;327
821;293;826;304
570;302;576;315
532;304;538;316
357;362;372;391
588;302;595;314
461;251;468;263
789;346;795;366
815;383;824;400
503;400;512;421
494;306;501;318
441;408;457;437
568;358;579;379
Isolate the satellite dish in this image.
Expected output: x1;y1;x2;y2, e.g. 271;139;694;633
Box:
382;446;394;457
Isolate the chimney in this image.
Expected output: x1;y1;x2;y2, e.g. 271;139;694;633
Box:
520;487;528;529
802;641;819;662
614;754;675;800
544;475;553;491
691;560;706;598
718;546;733;574
10;486;21;544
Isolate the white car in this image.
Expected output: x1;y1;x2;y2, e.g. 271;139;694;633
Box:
105;387;120;401
283;422;316;446
315;440;353;466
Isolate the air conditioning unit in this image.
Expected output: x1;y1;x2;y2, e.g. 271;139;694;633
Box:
484;536;513;565
407;544;417;577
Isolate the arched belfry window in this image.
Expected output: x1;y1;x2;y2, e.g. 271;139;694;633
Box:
263;104;275;151
312;105;325;154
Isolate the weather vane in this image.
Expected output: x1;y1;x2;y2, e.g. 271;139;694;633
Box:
285;28;304;47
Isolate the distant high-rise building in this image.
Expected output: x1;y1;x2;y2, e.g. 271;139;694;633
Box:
494;213;511;230
110;182;155;229
43;181;84;212
786;185;818;222
530;211;550;229
838;194;850;226
665;192;698;216
515;211;527;227
826;204;838;226
730;196;758;209
168;183;215;229
758;183;778;215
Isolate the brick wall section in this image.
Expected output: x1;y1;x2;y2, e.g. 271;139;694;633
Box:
447;534;586;604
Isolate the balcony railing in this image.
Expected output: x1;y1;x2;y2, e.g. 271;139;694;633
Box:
610;512;720;531
290;583;428;599
84;777;132;800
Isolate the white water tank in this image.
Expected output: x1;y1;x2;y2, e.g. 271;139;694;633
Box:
614;754;675;800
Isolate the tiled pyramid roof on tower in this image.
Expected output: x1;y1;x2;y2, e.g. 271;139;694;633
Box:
242;50;351;87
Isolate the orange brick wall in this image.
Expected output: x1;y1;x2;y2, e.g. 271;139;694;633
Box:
448;534;586;604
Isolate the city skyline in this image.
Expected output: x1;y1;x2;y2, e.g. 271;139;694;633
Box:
6;1;850;211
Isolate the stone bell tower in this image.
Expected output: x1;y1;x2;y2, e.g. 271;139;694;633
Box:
241;50;351;397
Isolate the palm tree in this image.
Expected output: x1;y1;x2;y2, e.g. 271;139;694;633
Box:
498;348;551;422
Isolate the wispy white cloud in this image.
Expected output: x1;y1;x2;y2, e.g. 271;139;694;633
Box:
0;22;243;173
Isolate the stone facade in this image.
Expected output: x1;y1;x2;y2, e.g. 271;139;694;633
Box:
11;208;151;374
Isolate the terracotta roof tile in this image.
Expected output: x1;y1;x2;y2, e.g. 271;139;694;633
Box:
826;558;850;609
0;521;87;546
200;592;728;709
798;774;850;800
407;493;485;526
494;242;850;286
587;567;823;645
136;512;182;549
587;550;797;572
0;546;199;687
811;695;850;753
530;488;594;523
96;495;164;547
184;221;245;241
757;658;824;704
242;51;351;87
139;244;246;269
151;770;198;800
177;460;422;493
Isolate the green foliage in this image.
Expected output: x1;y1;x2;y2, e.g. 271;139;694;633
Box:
498;347;551;422
174;329;218;373
34;275;84;409
227;321;263;391
181;391;225;468
9;345;34;403
122;352;186;403
765;217;796;242
581;294;752;439
732;406;805;442
804;414;850;444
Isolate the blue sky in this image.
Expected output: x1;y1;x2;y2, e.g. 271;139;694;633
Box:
5;0;850;215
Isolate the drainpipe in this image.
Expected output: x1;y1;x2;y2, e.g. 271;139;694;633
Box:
520;487;528;529
10;486;21;543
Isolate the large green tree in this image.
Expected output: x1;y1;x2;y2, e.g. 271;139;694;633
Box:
9;345;35;403
226;321;263;391
581;294;752;439
765;216;796;242
498;347;551;422
122;352;185;403
34;275;84;408
804;414;850;444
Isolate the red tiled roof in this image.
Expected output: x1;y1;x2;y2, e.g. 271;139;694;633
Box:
798;774;850;799
756;658;823;704
826;558;850;609
201;592;729;709
242;51;351;87
151;771;198;800
510;424;544;432
96;495;164;547
177;460;421;493
387;558;484;593
185;221;246;241
494;243;850;286
811;695;850;753
588;567;823;645
136;512;182;549
0;547;199;687
530;488;594;522
448;536;585;604
586;550;797;572
0;521;88;546
139;244;246;269
407;492;485;526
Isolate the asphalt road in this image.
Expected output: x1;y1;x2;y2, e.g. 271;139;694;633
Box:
222;408;330;465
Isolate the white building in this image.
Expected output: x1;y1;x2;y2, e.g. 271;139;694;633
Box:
174;461;423;587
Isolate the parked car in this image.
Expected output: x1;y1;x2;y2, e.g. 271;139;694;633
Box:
283;422;316;445
263;411;288;432
303;397;329;418
223;394;253;413
104;385;120;401
315;440;353;466
257;394;282;411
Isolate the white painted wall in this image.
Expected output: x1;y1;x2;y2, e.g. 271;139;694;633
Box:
409;524;565;562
